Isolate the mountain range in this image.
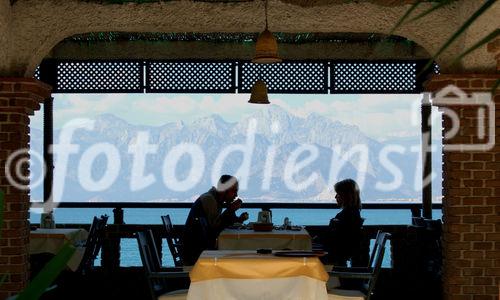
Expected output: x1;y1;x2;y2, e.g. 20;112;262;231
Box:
29;105;442;203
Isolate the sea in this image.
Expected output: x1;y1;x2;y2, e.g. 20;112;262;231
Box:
29;208;443;268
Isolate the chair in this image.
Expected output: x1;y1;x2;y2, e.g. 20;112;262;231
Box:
182;215;211;266
136;230;190;300
161;215;184;267
320;218;368;267
327;231;391;300
78;215;109;275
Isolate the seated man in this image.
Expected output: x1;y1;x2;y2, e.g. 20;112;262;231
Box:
182;175;248;265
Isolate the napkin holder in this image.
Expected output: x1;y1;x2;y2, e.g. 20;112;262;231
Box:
257;210;272;224
40;212;55;229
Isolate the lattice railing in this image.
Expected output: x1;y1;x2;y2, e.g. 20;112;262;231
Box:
37;59;431;94
331;62;417;93
147;61;235;93
239;61;328;94
56;61;143;93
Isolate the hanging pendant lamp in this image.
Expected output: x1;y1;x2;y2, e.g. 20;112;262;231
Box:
248;80;270;104
252;0;281;64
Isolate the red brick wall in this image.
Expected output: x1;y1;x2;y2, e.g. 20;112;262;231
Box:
425;74;500;300
487;38;500;72
0;78;50;298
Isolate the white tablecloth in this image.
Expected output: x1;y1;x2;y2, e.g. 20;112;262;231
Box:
30;228;88;271
187;250;328;300
218;228;312;251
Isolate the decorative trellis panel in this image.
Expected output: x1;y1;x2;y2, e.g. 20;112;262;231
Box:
239;62;328;94
331;62;418;93
36;59;432;94
146;61;235;93
33;66;40;80
56;61;143;93
433;63;441;75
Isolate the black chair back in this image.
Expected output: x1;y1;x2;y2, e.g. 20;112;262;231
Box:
137;230;164;300
368;230;382;268
161;215;183;267
366;232;390;300
138;230;187;300
79;215;108;274
137;230;163;273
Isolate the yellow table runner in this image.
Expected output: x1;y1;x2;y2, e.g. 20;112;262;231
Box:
31;228;87;243
190;250;329;283
30;228;88;254
31;233;70;240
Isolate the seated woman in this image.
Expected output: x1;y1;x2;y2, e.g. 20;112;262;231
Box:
325;178;364;268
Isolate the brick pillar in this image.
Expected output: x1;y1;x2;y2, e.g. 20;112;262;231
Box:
425;74;500;300
0;78;51;298
487;38;499;71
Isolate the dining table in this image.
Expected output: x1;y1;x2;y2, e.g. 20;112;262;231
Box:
187;250;329;300
218;227;312;251
30;228;88;271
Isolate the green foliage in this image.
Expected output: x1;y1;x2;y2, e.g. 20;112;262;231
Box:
451;29;500;66
0;189;3;239
15;244;76;300
422;0;498;73
0;189;74;299
491;79;500;94
0;274;6;288
388;1;421;36
0;190;5;286
407;0;455;23
391;0;498;79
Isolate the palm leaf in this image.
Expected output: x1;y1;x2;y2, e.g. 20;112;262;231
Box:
451;29;500;66
421;0;498;74
388;1;421;36
407;0;455;23
492;79;500;94
0;189;3;240
0;274;7;287
0;190;6;286
15;243;76;300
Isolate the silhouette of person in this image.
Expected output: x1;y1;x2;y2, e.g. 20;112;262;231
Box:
326;179;364;267
182;175;248;265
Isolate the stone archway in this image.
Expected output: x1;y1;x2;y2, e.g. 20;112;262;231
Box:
1;0;499;298
0;0;498;76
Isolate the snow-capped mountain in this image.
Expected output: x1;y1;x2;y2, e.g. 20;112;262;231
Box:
29;105;441;203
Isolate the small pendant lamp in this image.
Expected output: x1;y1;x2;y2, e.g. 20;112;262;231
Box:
252;0;281;64
248;80;270;104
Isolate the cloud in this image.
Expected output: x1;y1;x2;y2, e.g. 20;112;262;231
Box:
46;93;424;141
132;95;197;114
50;94;126;128
269;94;422;141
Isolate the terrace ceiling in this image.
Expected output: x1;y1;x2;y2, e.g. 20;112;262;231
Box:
1;0;498;76
8;0;446;6
48;32;431;61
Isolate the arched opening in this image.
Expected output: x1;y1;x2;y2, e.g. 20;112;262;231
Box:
28;32;443;289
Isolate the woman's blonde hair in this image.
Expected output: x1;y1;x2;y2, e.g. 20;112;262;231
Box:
334;179;361;210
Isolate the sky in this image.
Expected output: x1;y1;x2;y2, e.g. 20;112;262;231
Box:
30;93;441;142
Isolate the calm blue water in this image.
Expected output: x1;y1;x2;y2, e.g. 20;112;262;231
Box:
29;208;442;267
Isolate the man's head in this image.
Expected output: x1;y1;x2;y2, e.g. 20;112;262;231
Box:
216;175;239;204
